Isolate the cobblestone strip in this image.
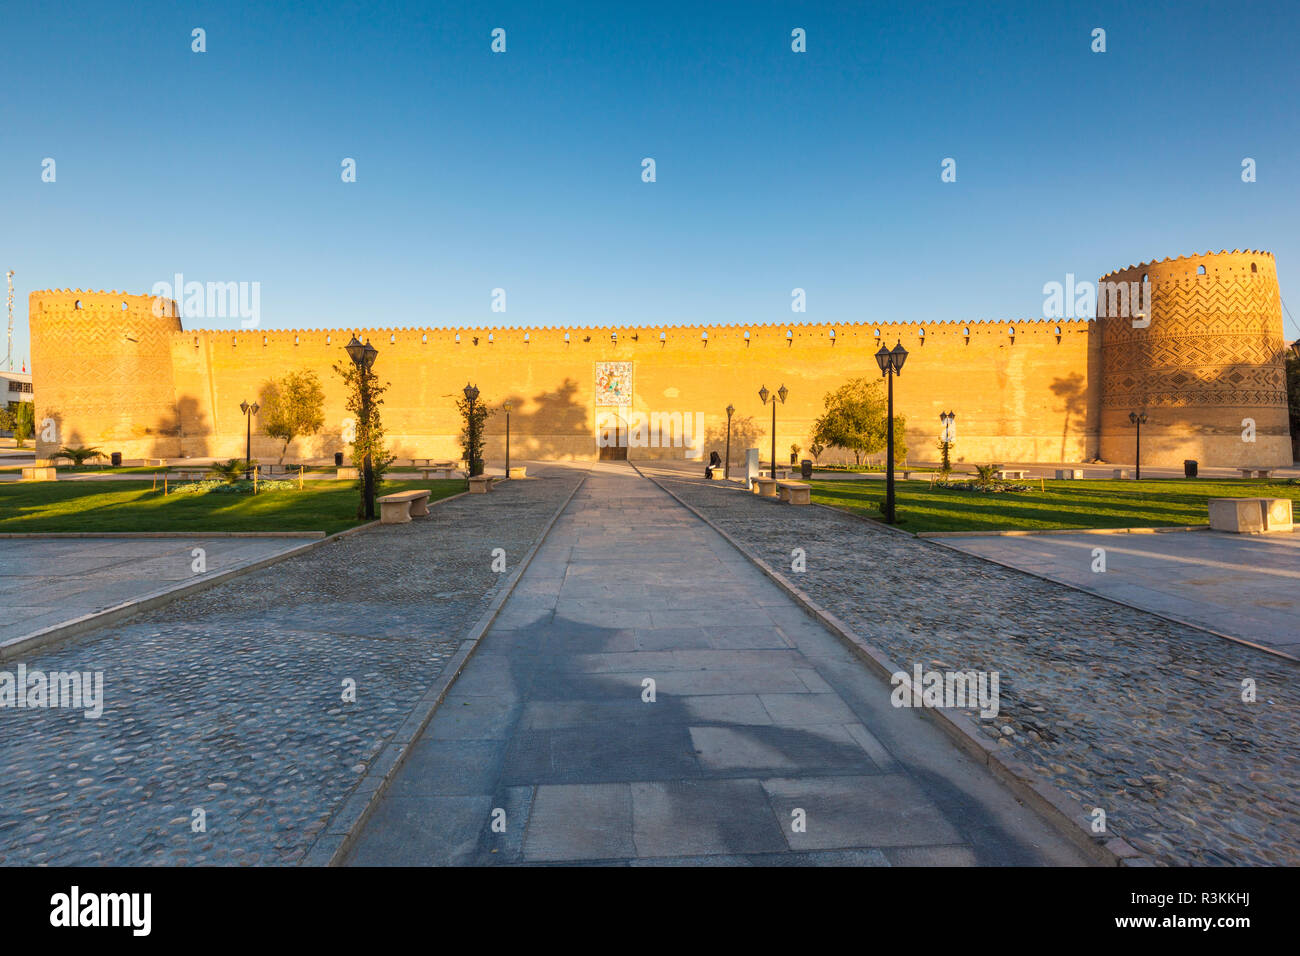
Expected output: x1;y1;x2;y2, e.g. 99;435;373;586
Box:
0;471;585;866
654;475;1300;867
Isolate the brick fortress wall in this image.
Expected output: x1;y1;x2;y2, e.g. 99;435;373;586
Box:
27;250;1293;468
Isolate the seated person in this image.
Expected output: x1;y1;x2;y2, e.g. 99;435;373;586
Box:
705;450;724;479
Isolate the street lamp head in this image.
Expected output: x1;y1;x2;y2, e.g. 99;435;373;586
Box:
726;403;735;418
890;340;909;375
250;402;260;415
874;345;891;376
361;341;378;370
777;384;788;404
463;383;479;403
1129;411;1138;424
758;384;770;405
344;334;366;368
240;400;249;414
503;399;513;412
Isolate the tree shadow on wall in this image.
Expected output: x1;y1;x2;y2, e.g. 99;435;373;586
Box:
703;414;761;469
476;377;591;461
149;396;210;459
1050;373;1087;462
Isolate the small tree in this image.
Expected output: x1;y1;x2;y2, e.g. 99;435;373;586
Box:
261;370;325;462
812;378;906;466
937;437;954;474
334;359;391;518
809;441;825;463
457;394;495;477
5;401;35;448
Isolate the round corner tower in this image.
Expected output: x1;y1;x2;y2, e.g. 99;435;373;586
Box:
1097;250;1291;468
28;289;182;460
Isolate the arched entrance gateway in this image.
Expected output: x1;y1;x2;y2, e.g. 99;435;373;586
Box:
596;410;629;461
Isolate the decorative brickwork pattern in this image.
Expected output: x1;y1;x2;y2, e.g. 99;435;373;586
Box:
1097;250;1290;466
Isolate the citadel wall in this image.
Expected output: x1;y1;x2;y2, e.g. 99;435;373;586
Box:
26;249;1292;469
158;318;1097;466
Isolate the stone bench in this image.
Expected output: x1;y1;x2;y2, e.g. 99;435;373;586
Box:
995;469;1028;480
420;465;460;479
1055;469;1083;480
377;489;431;524
337;466;359;480
508;466;527;479
1112;468;1130;479
1239;467;1274;479
776;480;811;504
21;466;56;481
468;475;503;494
1208;497;1293;533
752;477;779;498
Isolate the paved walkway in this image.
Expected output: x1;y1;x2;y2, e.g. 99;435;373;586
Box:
650;468;1300;867
0;537;315;647
346;463;1089;865
936;530;1300;658
0;467;583;865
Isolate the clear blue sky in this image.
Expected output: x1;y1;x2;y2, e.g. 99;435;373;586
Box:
3;0;1298;369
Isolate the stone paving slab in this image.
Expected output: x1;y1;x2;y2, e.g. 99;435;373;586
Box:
0;467;585;865
934;530;1300;657
654;470;1300;867
345;463;1091;866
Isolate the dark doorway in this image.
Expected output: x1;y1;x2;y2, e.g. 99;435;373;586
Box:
598;412;628;460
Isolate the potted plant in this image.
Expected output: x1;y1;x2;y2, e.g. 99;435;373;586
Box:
790;443;801;466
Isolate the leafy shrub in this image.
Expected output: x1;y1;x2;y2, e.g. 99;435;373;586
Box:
51;446;104;466
170;478;296;495
208;459;249;484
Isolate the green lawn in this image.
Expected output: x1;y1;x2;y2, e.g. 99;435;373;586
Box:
0;479;465;535
810;477;1300;534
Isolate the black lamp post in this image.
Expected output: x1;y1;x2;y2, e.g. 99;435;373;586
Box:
239;400;260;479
1129;411;1148;480
345;335;379;519
724;403;735;479
503;399;512;476
939;410;956;472
875;340;909;523
463;383;480;477
759;384;788;479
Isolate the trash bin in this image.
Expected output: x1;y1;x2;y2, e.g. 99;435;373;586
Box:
800;459;813;479
334;452;344;467
1184;459;1198;478
110;451;122;467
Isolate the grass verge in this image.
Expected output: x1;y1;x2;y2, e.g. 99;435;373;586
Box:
0;479;464;535
810;477;1300;534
